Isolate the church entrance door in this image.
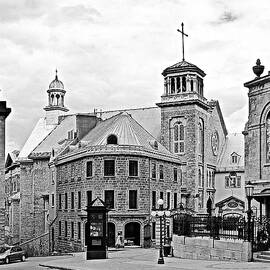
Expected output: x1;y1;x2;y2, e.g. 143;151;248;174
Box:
124;222;140;246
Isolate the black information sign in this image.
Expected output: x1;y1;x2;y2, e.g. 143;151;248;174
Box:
85;198;109;260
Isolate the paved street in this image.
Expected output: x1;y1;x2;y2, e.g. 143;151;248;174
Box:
36;248;269;270
0;248;269;270
0;255;73;270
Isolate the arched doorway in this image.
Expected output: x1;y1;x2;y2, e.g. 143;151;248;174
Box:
107;222;115;247
143;224;151;248
124;222;140;246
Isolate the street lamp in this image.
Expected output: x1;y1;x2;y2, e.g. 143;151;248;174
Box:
245;181;254;243
151;198;170;264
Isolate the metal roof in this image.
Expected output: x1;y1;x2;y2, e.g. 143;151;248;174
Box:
81;112;173;157
97;106;161;141
162;60;206;77
18;117;56;160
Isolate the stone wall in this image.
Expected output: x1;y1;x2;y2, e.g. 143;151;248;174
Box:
20;232;49;257
173;235;251;262
0;101;11;245
55;153;182;251
20;161;35;242
20;159;50;242
159;102;227;213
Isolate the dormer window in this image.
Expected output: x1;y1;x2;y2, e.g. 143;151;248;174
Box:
232;155;237;164
149;140;158;150
107;134;118;145
231;152;239;164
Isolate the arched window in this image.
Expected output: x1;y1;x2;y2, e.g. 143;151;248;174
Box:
51;94;54;105
173;122;184;153
198;119;204;159
107;134;118;145
266;112;270;163
171;78;175;94
56;94;60;106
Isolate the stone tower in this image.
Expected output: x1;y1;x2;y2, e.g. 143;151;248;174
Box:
44;70;69;126
156;59;211;211
243;59;270;216
0;101;11;244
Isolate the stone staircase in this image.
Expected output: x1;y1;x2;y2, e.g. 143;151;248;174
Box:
254;251;270;262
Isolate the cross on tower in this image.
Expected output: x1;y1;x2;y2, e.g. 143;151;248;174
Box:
177;22;188;61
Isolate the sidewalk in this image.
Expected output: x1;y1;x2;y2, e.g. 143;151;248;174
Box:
39;248;269;270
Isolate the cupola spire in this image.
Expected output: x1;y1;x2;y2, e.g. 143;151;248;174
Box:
177;22;188;61
55;68;58;80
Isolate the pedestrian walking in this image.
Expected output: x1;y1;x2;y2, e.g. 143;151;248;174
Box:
115;232;122;248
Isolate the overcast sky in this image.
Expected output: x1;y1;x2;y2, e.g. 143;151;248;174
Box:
1;0;270;154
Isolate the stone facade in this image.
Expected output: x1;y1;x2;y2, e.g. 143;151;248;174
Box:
54;143;182;251
0;101;11;245
3;45;242;253
4;151;20;244
243;60;270;216
157;62;227;214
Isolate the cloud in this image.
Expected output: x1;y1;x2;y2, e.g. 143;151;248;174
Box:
45;4;101;26
219;11;238;23
0;0;49;22
210;10;239;25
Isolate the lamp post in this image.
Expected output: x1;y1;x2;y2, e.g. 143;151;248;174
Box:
151;199;170;264
245;181;254;243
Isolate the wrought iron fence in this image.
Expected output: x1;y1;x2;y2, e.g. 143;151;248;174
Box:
253;216;270;252
173;213;270;252
173;214;248;240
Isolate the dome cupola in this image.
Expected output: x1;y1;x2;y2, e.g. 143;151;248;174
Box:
44;70;69;125
49;71;65;90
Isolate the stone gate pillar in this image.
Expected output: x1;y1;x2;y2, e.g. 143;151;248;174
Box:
0;101;11;245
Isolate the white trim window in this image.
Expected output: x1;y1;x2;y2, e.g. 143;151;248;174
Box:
225;173;241;188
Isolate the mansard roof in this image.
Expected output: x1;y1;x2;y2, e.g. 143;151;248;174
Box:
162;60;206;77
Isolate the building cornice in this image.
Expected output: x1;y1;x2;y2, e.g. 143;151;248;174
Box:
55;145;182;166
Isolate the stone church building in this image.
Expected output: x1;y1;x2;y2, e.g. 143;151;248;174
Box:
244;59;270;217
3;37;249;252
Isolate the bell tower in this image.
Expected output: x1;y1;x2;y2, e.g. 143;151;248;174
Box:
44;70;69;125
157;23;211;212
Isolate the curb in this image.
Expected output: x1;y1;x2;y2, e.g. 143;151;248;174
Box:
39;263;76;270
